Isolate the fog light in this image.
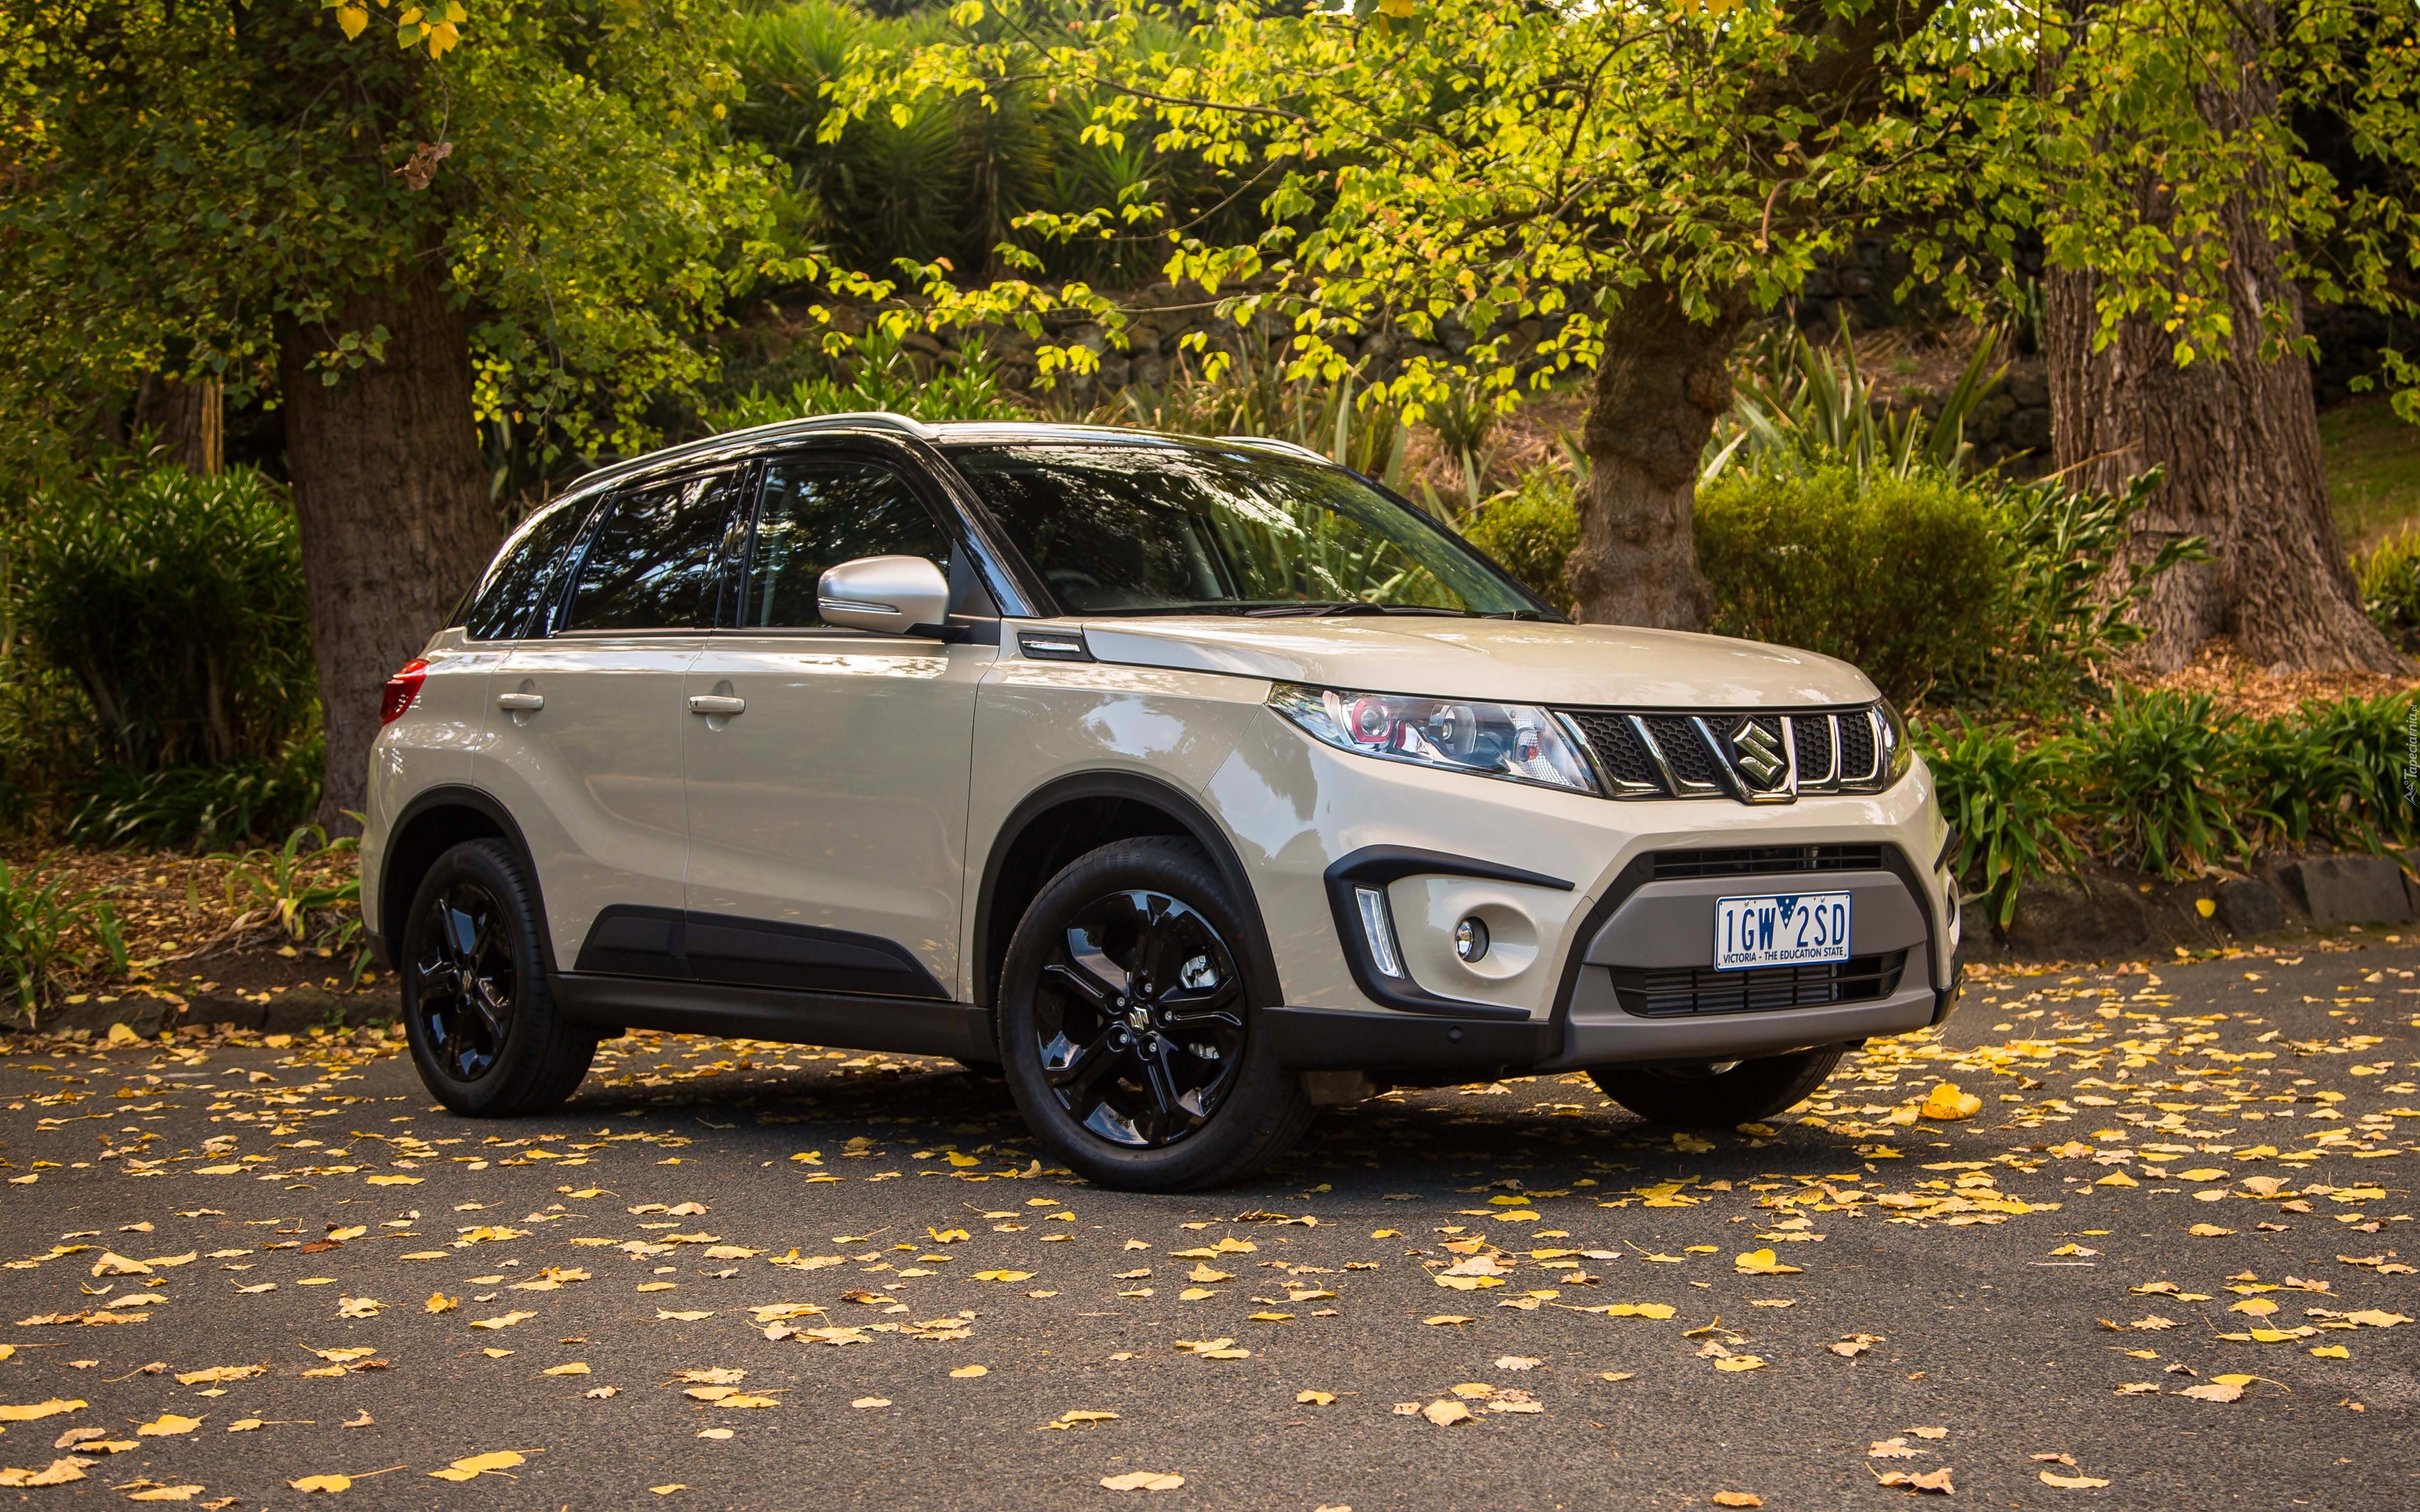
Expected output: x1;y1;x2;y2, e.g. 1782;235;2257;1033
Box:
1454;915;1490;963
1354;886;1404;978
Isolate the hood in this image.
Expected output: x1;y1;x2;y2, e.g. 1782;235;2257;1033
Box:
1073;616;1879;709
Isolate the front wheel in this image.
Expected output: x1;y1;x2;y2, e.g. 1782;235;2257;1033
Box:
996;837;1312;1191
400;839;596;1118
1589;1045;1845;1128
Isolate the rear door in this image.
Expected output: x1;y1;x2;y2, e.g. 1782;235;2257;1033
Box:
483;466;748;975
681;450;989;1002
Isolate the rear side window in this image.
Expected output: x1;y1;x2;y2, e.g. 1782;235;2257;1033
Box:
742;459;954;629
562;471;741;633
461;496;591;641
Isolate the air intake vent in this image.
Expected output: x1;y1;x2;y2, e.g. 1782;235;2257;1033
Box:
1610;951;1908;1017
1650;845;1887;880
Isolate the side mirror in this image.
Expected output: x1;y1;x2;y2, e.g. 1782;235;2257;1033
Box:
817;554;950;636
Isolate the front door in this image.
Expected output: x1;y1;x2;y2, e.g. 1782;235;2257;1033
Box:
682;452;988;1002
481;467;745;974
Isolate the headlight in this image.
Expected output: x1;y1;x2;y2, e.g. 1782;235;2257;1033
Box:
1269;684;1603;795
1877;697;1912;787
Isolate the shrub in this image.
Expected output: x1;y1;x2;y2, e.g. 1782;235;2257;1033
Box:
2073;689;2247;878
1697;464;2003;701
1983;469;2202;706
1917;719;2083;931
9;457;315;773
2291;692;2420;849
2354;529;2420;651
0;856;107;1018
66;743;323;851
1460;468;1579;615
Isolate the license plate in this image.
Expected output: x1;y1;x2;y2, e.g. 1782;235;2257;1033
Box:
1714;892;1852;971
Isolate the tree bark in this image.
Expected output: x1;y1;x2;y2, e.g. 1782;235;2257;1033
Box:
131;374;223;475
2044;62;2402;673
278;270;498;827
1566;282;1744;629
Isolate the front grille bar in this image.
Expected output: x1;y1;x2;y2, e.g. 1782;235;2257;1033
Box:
1559;706;1888;804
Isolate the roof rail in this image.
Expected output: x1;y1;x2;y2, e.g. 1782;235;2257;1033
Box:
1218;435;1334;465
563;412;936;495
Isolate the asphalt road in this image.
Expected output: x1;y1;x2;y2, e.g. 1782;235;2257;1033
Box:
2;939;2415;1511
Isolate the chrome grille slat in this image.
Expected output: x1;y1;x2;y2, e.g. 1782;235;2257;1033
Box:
1559;704;1890;804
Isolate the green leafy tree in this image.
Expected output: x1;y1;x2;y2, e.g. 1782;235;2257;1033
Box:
831;0;2418;666
1;0;792;815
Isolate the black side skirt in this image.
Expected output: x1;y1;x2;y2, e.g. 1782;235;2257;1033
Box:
552;973;992;1062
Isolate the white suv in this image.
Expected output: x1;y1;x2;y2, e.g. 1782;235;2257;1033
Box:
362;414;1962;1190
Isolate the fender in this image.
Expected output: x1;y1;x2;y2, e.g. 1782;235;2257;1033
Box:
971;768;1281;1014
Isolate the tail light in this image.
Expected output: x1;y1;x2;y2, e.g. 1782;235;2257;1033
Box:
381;658;430;725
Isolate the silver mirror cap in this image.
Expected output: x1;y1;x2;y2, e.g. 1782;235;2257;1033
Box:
816;554;950;636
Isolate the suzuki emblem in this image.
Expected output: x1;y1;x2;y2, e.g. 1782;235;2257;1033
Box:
1731;719;1788;789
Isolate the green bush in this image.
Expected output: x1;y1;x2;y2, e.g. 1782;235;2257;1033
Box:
1460;468;1579;616
0;856;109;1019
66;745;323;852
2354;527;2420;651
2292;693;2419;849
1918;719;2082;930
1697;464;2003;701
2073;689;2248;878
9;457;315;774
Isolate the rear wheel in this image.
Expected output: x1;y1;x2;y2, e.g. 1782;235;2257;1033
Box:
1589;1045;1845;1128
400;839;596;1117
996;837;1312;1191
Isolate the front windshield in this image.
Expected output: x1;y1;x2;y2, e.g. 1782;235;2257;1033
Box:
943;441;1553;618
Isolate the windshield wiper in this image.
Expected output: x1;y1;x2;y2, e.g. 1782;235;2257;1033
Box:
1240;602;1480;619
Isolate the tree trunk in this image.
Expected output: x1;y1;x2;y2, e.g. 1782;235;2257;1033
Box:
278;271;498;827
1567;282;1744;629
131;374;224;475
2044;66;2402;674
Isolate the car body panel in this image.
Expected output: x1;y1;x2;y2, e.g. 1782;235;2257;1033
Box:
360;627;499;948
1078;614;1876;709
684;631;994;995
479;635;703;968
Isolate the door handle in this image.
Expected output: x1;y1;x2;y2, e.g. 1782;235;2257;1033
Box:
496;692;544;712
687;694;746;717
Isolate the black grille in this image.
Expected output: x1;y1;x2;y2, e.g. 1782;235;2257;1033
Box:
1643;716;1722;787
1611;951;1908;1017
1838;714;1876;781
1650;845;1887;880
1568;713;1660;788
1795;716;1835;780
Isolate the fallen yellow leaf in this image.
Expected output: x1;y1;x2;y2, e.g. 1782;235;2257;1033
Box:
428;1450;526;1481
1920;1082;1982;1120
135;1414;202;1437
291;1474;352;1492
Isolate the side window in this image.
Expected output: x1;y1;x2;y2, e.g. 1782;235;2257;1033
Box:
562;471;739;633
742;459;955;629
460;495;591;641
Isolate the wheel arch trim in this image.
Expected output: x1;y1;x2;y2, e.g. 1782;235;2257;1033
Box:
380;786;560;978
971;769;1280;1015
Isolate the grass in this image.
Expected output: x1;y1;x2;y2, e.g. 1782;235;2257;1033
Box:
2320;398;2420;550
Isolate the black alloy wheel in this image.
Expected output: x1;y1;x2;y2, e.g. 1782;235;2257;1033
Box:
412;878;518;1082
996;835;1314;1191
400;839;597;1118
1034;887;1248;1148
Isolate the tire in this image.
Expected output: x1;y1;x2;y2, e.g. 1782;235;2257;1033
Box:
996;836;1313;1192
399;839;597;1118
1589;1045;1846;1128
